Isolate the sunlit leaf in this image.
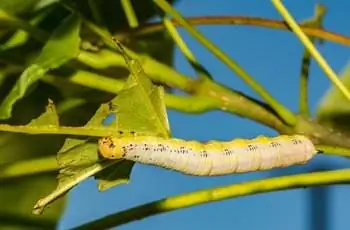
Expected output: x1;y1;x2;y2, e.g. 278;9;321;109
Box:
95;43;170;191
115;46;170;137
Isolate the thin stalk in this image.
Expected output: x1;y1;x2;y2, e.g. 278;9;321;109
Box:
154;0;297;127
299;4;327;116
121;0;139;28
162;17;212;80
316;145;350;158
272;0;350;103
113;16;350;46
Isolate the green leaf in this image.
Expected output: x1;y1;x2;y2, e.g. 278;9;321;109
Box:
115;47;170;137
95;43;170;190
32;102;121;214
317;63;350;132
0;5;51;51
0;98;66;229
29;99;59;126
0;13;81;120
0;0;40;15
95;160;134;191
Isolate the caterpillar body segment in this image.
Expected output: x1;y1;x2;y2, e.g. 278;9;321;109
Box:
98;135;318;176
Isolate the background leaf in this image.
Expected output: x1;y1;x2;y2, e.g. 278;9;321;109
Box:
0;94;66;229
317;63;350;132
0;0;178;225
0;12;81;119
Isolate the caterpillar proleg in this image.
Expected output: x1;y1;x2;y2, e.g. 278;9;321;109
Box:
98;135;318;176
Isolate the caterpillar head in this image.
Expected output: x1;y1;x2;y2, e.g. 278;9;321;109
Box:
98;136;123;159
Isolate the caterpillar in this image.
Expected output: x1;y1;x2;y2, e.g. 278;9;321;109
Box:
98;135;318;176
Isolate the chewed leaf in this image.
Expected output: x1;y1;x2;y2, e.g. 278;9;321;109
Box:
95;160;134;191
33;102;121;214
102;113;117;126
0;13;81;119
29;99;59;126
94;42;171;191
115;42;170;138
33;138;113;215
317;63;350;132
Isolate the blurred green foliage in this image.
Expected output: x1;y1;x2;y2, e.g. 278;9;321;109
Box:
0;0;176;228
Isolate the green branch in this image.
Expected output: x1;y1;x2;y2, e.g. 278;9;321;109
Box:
316;145;350;158
154;0;297;127
165;94;219;113
72;169;350;229
55;49;290;133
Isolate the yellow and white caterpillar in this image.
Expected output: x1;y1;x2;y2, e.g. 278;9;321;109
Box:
98;135;318;176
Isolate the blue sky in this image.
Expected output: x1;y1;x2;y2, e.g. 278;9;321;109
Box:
58;1;349;229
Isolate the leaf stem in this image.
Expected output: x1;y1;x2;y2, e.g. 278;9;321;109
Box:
0;124;123;137
121;0;139;28
272;0;350;103
72;169;350;229
154;0;297;127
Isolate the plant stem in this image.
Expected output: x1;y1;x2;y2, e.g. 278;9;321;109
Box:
0;124;122;137
113;16;350;46
165;94;219;113
299;50;312;116
77;49;194;92
65;49;289;132
43;69;125;94
121;0;139;28
316;145;350;158
72;169;350;229
162;17;212;80
0;156;58;180
154;0;297;127
272;0;350;103
299;4;327;116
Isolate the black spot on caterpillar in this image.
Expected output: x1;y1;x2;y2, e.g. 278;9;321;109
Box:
98;135;318;176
